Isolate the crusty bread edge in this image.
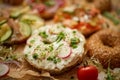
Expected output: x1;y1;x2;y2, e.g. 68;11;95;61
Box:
25;53;84;75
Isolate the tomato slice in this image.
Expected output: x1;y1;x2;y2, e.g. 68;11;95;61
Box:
63;13;72;19
73;22;101;34
88;8;100;16
73;22;86;29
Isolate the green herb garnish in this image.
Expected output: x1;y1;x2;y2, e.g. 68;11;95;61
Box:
56;32;65;42
54;58;61;64
29;45;32;48
47;56;61;64
43;40;51;44
70;37;80;48
71;44;78;49
30;40;35;44
0;20;7;25
103;12;120;25
25;54;28;58
49;45;53;51
44;0;55;7
39;31;48;38
10;55;18;60
72;31;76;34
47;56;54;61
21;19;35;25
106;67;113;80
40;52;46;59
0;45;19;60
33;53;38;59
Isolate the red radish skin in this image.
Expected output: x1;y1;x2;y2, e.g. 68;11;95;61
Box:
57;43;72;59
55;0;65;7
0;63;9;78
32;4;46;13
30;0;65;14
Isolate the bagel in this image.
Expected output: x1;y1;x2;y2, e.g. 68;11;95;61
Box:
24;24;86;74
94;0;111;13
86;29;120;69
29;0;65;19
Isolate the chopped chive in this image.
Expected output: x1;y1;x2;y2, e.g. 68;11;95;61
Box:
30;40;35;44
106;67;113;80
72;31;76;34
39;31;48;38
47;56;53;61
29;45;32;48
47;56;61;64
25;54;28;57
0;20;7;25
44;0;55;6
56;32;65;42
33;53;38;59
49;45;53;51
21;19;35;25
70;37;80;48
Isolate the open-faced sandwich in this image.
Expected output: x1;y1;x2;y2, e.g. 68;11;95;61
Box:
27;0;65;19
0;6;44;45
54;5;108;36
24;23;86;74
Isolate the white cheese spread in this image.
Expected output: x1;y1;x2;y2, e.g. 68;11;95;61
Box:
24;24;85;71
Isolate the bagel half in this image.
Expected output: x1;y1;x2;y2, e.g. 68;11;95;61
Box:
24;24;86;74
86;29;120;68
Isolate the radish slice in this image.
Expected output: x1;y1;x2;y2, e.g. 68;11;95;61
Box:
57;43;72;59
32;4;46;13
0;63;9;77
55;0;65;7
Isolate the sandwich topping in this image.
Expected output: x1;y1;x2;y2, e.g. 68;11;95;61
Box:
24;24;85;70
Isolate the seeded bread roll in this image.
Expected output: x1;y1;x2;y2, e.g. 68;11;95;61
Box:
94;0;111;12
86;29;120;69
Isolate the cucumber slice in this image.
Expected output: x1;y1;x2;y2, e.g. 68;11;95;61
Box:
10;6;30;18
0;23;12;42
19;22;31;37
0;17;7;25
0;20;7;25
20;14;44;30
63;6;76;14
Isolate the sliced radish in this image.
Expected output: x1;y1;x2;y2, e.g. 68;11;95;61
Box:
55;0;65;7
0;63;9;77
57;42;72;59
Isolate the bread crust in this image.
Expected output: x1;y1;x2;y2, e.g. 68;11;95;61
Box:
25;54;83;75
86;29;120;68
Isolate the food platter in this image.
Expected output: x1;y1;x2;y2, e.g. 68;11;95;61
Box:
0;0;120;80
